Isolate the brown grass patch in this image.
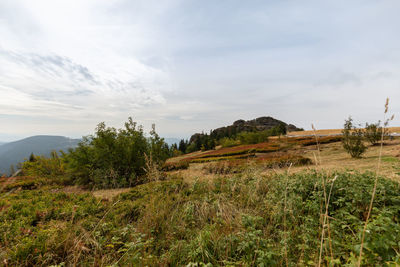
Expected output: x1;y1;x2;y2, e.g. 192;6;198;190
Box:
287;126;400;137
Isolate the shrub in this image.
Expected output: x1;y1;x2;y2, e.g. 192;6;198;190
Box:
162;161;190;171
21;151;66;177
268;122;287;136
186;142;198;154
202;160;244;174
365;121;389;145
237;131;269;145
65;118;170;189
342;117;367;158
219;137;240;148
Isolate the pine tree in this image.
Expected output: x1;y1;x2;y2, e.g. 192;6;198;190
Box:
29;153;36;162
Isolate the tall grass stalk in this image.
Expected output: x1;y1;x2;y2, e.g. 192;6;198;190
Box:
283;163;293;267
312;124;322;166
313;124;335;267
357;98;393;266
319;175;337;266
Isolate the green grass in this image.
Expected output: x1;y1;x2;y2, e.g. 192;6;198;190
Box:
381;156;400;163
1;170;400;266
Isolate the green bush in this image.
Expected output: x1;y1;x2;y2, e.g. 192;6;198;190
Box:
162;161;190;171
219;137;240;148
21;151;66;177
365;121;389;145
64;118;170;189
237;131;269;145
342;117;367;158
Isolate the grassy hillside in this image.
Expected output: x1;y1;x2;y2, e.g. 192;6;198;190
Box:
166;135;341;166
287;127;400;137
1;135;400;265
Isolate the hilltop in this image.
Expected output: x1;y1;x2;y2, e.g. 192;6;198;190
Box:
176;116;303;154
190;116;302;142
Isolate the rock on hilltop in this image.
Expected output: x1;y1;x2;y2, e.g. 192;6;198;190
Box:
190;116;302;142
230;116;301;132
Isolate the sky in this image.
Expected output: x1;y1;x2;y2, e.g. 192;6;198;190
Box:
0;0;400;141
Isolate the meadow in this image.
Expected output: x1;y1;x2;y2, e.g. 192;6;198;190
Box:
1;133;400;266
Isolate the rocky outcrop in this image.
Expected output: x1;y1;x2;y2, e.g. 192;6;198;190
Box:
190;116;302;143
229;117;301;132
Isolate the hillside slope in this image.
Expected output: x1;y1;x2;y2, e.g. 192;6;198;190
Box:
0;135;80;175
287;127;400;137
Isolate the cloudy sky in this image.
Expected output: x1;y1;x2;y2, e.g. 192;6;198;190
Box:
0;0;399;141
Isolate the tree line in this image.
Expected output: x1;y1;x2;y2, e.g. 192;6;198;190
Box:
175;123;288;154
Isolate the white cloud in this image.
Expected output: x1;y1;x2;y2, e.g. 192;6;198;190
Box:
0;0;400;141
0;48;167;120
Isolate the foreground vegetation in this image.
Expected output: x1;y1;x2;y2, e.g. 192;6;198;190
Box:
2;103;399;265
1;169;400;266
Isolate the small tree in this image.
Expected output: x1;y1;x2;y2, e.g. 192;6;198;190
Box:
342;117;367;158
364;121;389;145
29;153;36;162
65;117;168;189
178;139;187;154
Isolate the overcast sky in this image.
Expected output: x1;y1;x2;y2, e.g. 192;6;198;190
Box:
1;0;399;141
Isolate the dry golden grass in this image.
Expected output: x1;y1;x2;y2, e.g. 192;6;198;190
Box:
167;163;223;184
287;126;400;136
166;150;207;163
172;139;400;183
61;186;131;200
281;139;400;179
167;136;340;165
91;188;131;199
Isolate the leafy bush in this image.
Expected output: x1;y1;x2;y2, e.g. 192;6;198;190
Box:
186;142;198;154
21;151;66;177
342;117;367;158
237;131;269;145
162;161;190;171
219;137;240;148
268;122;287;136
64;118;170;189
365;121;389;145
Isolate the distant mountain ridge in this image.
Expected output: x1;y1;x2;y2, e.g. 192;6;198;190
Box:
0;135;80;175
